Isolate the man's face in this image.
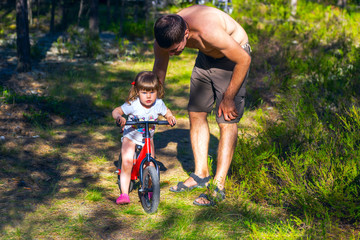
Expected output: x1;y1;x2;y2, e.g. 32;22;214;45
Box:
167;31;188;56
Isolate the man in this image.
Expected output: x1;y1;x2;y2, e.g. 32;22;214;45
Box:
153;5;251;206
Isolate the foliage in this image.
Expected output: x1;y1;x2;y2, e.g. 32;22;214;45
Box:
61;26;103;59
1;0;360;238
122;20;153;40
23;108;51;128
233;105;360;220
230;0;360;224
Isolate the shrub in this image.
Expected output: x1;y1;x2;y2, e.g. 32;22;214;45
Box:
63;26;103;58
231;0;360;223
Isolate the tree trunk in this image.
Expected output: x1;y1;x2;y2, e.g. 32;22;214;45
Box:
114;0;119;22
290;0;297;18
61;0;69;30
134;4;138;23
27;0;32;25
107;0;111;26
16;0;31;72
77;0;84;26
89;0;99;37
114;0;124;37
337;0;347;8
36;0;39;30
145;0;152;39
120;0;125;37
50;0;55;33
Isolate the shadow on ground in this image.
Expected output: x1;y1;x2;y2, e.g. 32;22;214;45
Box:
154;128;219;175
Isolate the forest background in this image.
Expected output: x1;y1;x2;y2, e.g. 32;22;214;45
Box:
1;0;360;239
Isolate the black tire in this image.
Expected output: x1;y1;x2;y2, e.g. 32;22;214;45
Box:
117;153;134;193
139;166;160;214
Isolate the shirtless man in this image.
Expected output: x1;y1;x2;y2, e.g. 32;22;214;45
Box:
153;5;251;206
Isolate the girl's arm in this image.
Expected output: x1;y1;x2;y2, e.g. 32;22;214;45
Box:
164;108;176;126
112;107;127;127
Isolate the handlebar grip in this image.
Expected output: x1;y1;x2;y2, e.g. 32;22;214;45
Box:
157;121;171;125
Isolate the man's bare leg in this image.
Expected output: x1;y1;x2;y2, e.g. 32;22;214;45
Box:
170;111;210;191
194;122;238;204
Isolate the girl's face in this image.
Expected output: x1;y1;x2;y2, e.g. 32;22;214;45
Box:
138;89;157;108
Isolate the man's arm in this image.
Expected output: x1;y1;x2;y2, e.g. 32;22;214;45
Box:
153;41;170;84
220;47;251;121
204;27;251;121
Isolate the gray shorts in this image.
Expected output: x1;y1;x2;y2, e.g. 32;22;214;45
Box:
187;43;251;123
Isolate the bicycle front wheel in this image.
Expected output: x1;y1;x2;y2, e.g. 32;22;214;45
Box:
139;166;160;214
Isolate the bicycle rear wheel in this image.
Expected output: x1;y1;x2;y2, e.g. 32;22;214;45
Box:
139;166;160;214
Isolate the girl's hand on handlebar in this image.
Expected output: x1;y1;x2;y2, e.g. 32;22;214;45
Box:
116;116;127;129
166;115;176;127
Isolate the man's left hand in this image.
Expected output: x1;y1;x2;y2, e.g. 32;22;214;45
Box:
218;97;238;121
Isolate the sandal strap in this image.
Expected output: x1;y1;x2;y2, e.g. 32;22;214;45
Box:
216;188;226;200
190;173;211;185
198;193;209;200
207;184;226;200
194;193;215;206
176;181;186;190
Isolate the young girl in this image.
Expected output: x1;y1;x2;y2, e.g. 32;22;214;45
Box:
112;71;176;204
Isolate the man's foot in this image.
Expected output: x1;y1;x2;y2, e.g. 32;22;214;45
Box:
116;193;130;204
169;173;211;192
193;185;225;206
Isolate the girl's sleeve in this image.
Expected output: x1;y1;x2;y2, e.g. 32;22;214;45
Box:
121;102;133;115
156;99;168;116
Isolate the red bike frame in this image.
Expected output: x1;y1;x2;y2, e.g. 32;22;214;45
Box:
118;121;167;186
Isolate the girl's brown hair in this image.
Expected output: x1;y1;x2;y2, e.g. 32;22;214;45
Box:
126;71;164;103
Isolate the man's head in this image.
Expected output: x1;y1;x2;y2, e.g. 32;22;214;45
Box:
154;14;187;50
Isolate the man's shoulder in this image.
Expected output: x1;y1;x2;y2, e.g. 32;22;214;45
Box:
180;6;225;34
179;5;223;20
178;5;216;15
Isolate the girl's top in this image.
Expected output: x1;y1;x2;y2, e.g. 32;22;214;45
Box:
120;98;167;145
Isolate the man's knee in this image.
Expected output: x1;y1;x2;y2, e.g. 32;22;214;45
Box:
218;122;238;134
189;111;208;122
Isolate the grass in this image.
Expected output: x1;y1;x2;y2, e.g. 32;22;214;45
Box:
1;0;360;239
84;187;104;202
229;0;360;229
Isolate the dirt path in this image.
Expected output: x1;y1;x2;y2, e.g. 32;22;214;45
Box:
0;91;222;239
0;34;225;239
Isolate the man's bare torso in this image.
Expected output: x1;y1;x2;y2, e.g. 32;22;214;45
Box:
178;5;248;59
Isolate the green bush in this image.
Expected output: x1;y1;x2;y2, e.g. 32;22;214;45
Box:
63;26;103;58
122;19;153;40
231;0;360;223
23;108;51;128
233;104;360;222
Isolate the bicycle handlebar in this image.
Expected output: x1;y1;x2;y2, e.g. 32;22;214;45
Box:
116;120;170;127
125;120;170;125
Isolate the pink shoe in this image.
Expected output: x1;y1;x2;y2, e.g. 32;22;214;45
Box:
148;192;153;199
116;193;130;204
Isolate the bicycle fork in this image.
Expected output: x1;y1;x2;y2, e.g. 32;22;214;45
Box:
138;153;160;193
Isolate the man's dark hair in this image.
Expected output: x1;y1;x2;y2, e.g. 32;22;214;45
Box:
154;14;187;49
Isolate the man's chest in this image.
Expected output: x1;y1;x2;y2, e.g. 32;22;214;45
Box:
186;39;224;59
